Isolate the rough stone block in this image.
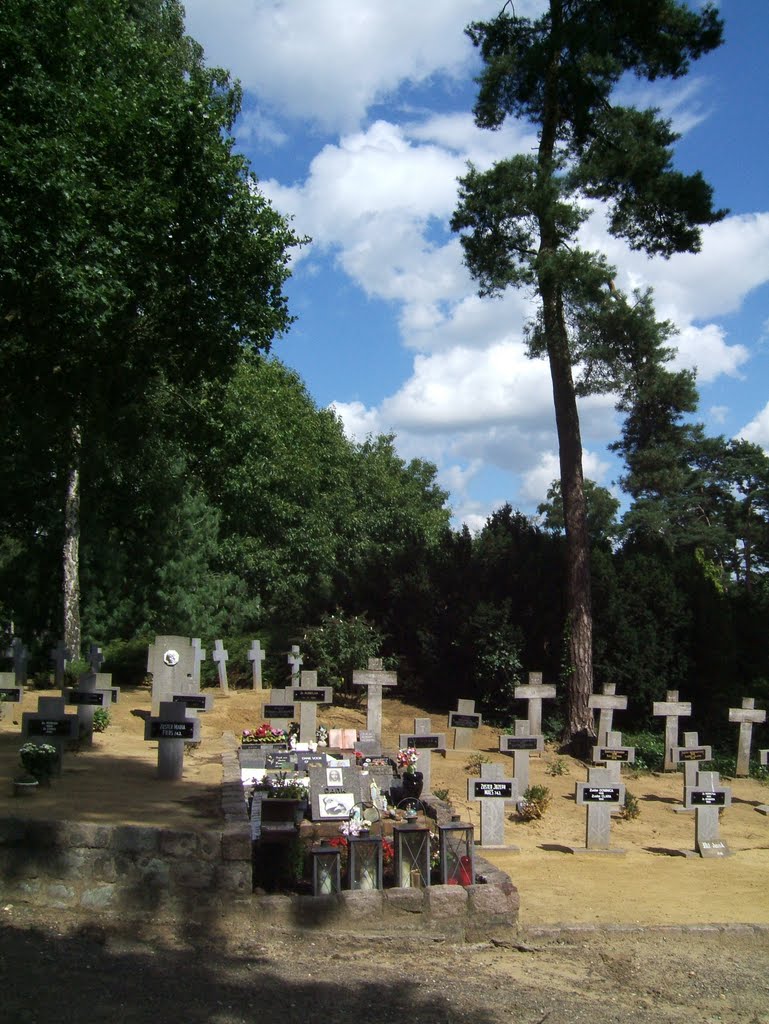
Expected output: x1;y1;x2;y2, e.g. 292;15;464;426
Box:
466;883;520;921
170;860;217;890
214;862;252;894
45;883;77;908
339;889;385;921
384;887;426;917
80;885;115;910
92;854;118;883
426;884;469;918
61;822;111;849
138;857;171;889
0;817;37;845
221;829;251;862
111;826;160;855
159;829;202;859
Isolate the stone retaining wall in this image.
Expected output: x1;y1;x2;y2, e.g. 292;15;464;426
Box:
0;735;519;939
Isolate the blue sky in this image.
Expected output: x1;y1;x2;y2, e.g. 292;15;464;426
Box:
184;1;769;531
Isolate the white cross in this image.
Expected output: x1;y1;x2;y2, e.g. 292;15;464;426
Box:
212;639;229;692
248;640;266;689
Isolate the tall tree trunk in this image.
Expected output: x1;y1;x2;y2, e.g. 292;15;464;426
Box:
63;422;81;658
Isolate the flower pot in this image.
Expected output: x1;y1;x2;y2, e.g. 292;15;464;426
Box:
262;798;308;827
401;770;424;799
13;779;39;798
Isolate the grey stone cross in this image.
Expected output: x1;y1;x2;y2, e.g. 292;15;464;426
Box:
5;638;28;685
21;696;79;776
65;670;113;747
499;720;541;791
191;638;206;688
449;698;482;750
88;644;105;674
144;700;200;780
292;669;333;742
514;671;556;736
728;697;766;777
264;686;297;733
573;766;626;854
398;718;446;794
684;770;732;857
466;762;517;848
672;731;712;813
287;645;303;686
212;639;229;692
589;683;628;747
353;658;397;748
49;641;71;689
248;639;266;690
652;690;692;771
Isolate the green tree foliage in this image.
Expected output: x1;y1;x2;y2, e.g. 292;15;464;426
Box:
538;479;620;548
451;1;724;749
0;0;301;653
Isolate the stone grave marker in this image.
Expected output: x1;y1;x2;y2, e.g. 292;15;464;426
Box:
212;639;229;693
248;639;267;690
672;732;712;813
65;671;112;746
683;770;732;857
757;750;769;815
499;720;541;791
467;762;517;848
308;763;363;821
728;697;766;777
88;644;105;674
21;696;78;775
589;683;628;747
263;686;297;733
353;658;397;749
399;718;446;795
49;640;71;689
592;731;634;815
5;638;29;684
191;638;206;688
573;766;626;854
144;700;200;780
652;690;692;771
147;636;197;715
171;691;214;713
356;728;380;757
287;645;303;686
0;671;23;709
449;698;482;750
515;672;556;737
292;669;333;743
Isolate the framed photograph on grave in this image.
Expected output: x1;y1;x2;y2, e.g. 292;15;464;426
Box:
326;767;343;787
318;792;355;819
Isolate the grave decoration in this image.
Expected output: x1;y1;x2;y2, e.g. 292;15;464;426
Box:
398;718;446;795
393;822;431;888
18;741;58;784
242;723;289;746
438;818;475;886
499;720;541;791
449;698;482;749
143;700;200;780
652;690;692;771
311;844;342;896
353;658;397;750
21;696;79;776
572;766;626;854
588;683;628;747
515;671;556;736
728;697;766;777
683;770;732;857
308;762;363;821
348;833;384;891
672;732;713;813
396;746;423;798
467;762;517;848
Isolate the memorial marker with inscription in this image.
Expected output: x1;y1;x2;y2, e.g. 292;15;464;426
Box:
144;701;200;780
652;690;692;771
264;686;297;733
515;672;556;737
683;770;732;857
147;636;197;715
292;670;333;743
499;720;541;791
65;671;113;746
21;697;79;775
449;699;482;750
573;766;626;854
589;683;628;747
353;658;397;749
672;732;712;813
398;718;446;794
466;762;517;848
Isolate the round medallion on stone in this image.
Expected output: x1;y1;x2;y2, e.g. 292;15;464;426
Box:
163;649;180;667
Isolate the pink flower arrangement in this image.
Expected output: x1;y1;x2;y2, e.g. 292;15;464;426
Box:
396;747;419;774
242;723;287;745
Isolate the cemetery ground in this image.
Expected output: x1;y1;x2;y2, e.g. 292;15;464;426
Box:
1;686;769;1022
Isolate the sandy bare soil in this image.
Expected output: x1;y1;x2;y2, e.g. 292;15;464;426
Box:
2;685;769;1022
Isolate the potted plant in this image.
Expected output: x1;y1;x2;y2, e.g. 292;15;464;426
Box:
18;742;58;786
261;772;310;826
397;746;423;798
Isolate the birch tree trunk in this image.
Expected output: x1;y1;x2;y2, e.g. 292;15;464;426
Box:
63;422;81;659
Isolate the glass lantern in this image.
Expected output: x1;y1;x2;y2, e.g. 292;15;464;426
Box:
438;820;475;886
348;834;383;890
311;844;341;896
393;823;431;888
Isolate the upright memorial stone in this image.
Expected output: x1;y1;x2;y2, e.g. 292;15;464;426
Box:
672;732;712;813
308;763;363;821
191;638;206;688
5;638;29;685
449;699;482;750
353;658;397;750
757;750;769;815
652;690;692;771
21;697;79;775
467;762;517;848
398;718;446;795
499;720;541;792
728;697;766;777
147;636;197;715
683;770;732;857
592;731;635;793
264;687;297;734
0;672;23;711
49;641;71;690
589;683;628;747
212;639;229;693
144;701;200;780
248;640;267;690
515;672;556;737
573;766;626;854
293;670;333;743
88;644;105;674
65;671;112;747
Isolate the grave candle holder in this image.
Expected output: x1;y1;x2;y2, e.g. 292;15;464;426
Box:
393;823;431;888
438;819;474;886
348;835;383;891
311;845;341;896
